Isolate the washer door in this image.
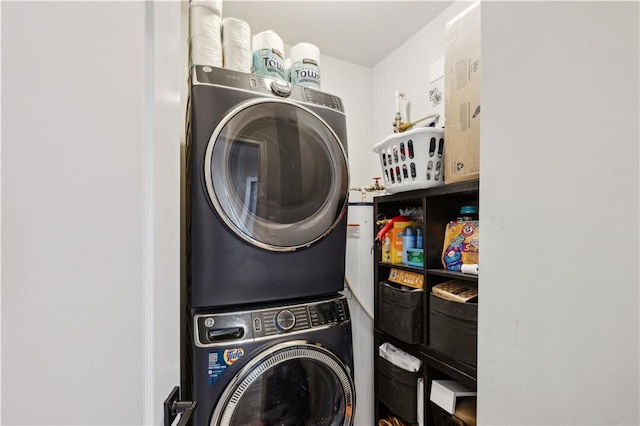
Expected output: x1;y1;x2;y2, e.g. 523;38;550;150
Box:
204;98;349;252
210;341;355;426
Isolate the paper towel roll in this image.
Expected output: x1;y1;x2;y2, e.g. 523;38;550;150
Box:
222;18;250;46
224;45;252;73
189;0;222;15
460;263;479;275
290;42;321;89
222;18;251;72
252;30;285;79
189;5;221;39
189;5;222;67
191;33;222;67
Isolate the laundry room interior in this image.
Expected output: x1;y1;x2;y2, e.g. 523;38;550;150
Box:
1;1;638;426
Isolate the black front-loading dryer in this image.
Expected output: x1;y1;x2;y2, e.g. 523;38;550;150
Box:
188;294;356;426
187;66;350;308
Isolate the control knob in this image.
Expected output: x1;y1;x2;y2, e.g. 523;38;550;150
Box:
270;79;292;97
275;310;296;331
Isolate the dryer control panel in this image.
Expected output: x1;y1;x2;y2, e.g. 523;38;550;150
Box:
194;296;350;347
192;65;344;112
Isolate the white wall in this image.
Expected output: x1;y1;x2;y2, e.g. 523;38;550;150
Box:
372;2;474;157
1;2;144;423
320;55;374;191
478;2;639;424
150;1;182;424
329;1;474;193
1;1;181;424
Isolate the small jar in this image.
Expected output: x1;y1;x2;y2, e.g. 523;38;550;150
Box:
457;205;478;221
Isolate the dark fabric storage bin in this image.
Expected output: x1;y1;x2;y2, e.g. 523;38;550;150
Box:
429;293;478;367
431;402;462;426
431;402;463;426
379;281;423;344
431;400;477;426
378;356;421;423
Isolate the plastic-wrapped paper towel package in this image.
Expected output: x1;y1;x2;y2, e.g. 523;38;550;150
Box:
252;30;285;79
289;42;321;89
189;0;223;67
222;18;251;73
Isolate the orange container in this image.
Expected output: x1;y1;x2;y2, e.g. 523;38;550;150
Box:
382;220;416;264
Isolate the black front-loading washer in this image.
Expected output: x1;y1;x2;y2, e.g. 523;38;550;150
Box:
187;294;355;426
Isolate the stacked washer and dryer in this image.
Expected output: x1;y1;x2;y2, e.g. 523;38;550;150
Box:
185;65;355;425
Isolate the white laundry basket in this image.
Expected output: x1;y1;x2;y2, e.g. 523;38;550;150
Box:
372;127;445;193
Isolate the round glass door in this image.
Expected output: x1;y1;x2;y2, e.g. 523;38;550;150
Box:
204;98;349;251
210;341;355;426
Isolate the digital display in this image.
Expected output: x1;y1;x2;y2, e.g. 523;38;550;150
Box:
304;90;343;112
308;300;346;327
314;303;337;323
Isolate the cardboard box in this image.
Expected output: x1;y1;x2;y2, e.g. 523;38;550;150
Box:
444;1;480;184
388;268;424;289
430;380;476;415
381;221;416;264
406;248;424;267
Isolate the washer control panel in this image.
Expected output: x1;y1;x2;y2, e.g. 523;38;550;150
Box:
309;298;347;327
194;296;350;347
251;304;310;338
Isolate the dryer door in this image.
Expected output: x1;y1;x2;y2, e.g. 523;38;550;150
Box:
204;98;349;252
210;341;355;426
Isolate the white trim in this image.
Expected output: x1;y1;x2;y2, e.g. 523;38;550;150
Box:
143;1;156;424
0;1;3;421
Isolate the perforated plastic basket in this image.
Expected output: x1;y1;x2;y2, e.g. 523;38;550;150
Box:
372;127;445;193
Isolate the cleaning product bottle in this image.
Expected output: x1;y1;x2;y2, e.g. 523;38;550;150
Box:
401;226;416;265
